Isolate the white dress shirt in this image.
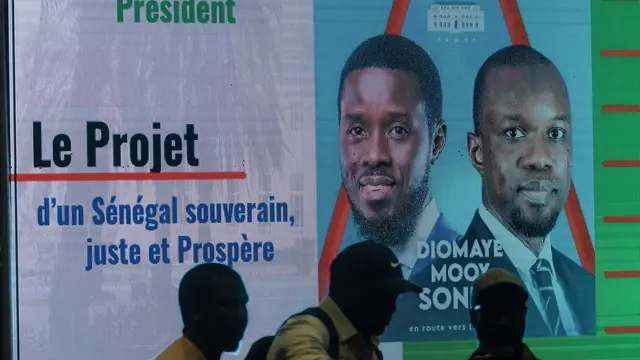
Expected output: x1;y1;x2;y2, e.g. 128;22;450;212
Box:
395;200;440;279
478;205;580;335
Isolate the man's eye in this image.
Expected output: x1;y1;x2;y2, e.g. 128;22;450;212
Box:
390;126;409;137
502;128;525;139
348;126;365;136
547;128;566;140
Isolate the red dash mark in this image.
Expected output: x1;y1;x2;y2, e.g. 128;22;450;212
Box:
498;0;594;274
601;50;640;57
605;270;640;278
602;160;640;167
602;105;640;112
9;171;246;182
317;0;412;301
604;216;640;223
606;326;640;335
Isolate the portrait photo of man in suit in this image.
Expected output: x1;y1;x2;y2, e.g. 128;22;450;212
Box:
463;44;595;337
408;45;595;342
337;34;460;341
338;34;459;278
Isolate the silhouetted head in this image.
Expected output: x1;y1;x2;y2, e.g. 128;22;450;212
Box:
179;263;249;355
329;241;421;336
338;34;446;249
469;45;570;244
470;269;528;353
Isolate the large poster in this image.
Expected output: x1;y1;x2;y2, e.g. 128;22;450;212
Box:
7;0;600;359
315;0;595;345
9;0;315;359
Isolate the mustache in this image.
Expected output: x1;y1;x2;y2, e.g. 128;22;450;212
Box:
517;178;557;192
355;167;395;181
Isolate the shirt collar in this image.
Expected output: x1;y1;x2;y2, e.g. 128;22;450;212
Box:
478;205;555;278
320;297;379;346
395;200;439;271
320;297;358;341
179;336;206;360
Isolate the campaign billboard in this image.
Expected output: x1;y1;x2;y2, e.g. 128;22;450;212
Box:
6;0;640;359
316;0;595;345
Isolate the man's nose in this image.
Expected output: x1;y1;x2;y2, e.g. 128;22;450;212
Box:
520;136;552;171
363;131;391;166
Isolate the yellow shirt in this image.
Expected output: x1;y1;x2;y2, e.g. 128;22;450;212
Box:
267;297;381;360
155;336;205;360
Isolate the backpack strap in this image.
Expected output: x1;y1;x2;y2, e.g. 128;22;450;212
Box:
297;307;340;359
374;347;383;360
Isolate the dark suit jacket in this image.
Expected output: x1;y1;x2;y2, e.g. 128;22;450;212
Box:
386;211;595;342
380;214;460;342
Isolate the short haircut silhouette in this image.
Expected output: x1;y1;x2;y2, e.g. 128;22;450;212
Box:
178;263;242;324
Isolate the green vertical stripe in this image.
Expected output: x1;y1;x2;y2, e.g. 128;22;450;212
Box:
404;1;640;358
591;0;640;357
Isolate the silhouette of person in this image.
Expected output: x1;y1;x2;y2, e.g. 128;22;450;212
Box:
469;269;539;360
268;241;421;360
156;263;249;360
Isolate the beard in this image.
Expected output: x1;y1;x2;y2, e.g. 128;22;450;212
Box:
349;179;430;249
510;203;562;238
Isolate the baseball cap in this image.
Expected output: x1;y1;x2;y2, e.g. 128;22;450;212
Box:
472;268;527;306
330;241;422;294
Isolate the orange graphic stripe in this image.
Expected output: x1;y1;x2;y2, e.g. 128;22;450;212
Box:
498;0;594;275
318;0;412;300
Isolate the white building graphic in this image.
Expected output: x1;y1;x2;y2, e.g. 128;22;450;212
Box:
428;2;485;34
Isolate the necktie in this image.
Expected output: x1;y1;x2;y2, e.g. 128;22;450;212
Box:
530;258;566;336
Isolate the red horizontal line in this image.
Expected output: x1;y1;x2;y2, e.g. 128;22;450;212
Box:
601;105;640;112
9;171;246;182
604;216;640;223
605;270;640;278
606;326;640;334
602;160;640;167
601;50;640;56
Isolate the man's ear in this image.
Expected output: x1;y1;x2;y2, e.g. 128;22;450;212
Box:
430;120;447;164
468;131;484;174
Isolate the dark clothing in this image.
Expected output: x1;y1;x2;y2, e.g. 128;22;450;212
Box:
381;214;460;342
391;211;595;341
469;343;538;360
245;336;275;360
459;211;595;337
